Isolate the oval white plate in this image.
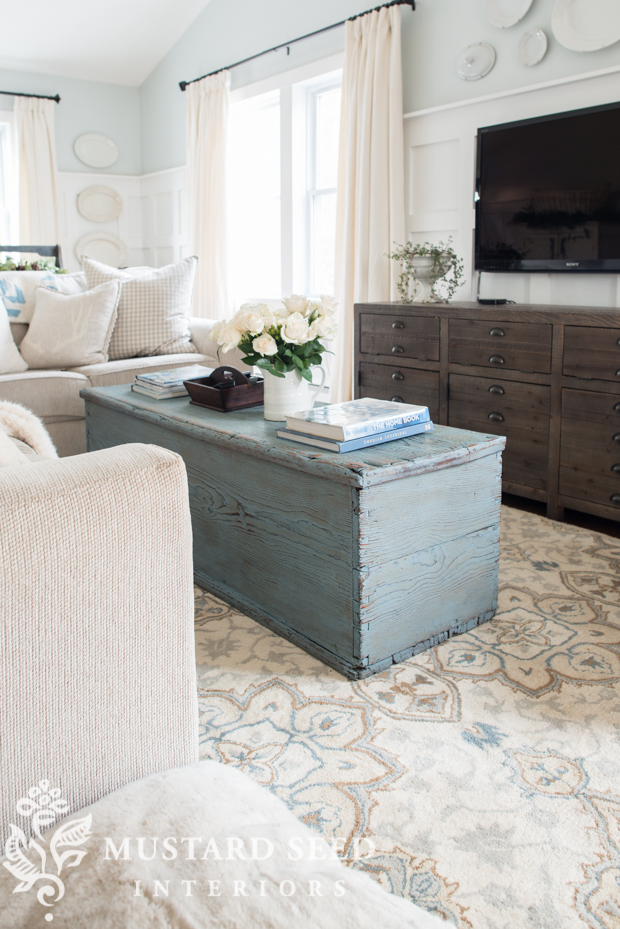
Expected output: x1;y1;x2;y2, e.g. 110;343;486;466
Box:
457;43;496;81
77;186;123;223
76;232;127;268
74;133;119;169
552;0;620;51
519;27;548;65
485;0;533;28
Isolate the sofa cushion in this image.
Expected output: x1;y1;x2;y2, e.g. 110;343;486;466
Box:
0;305;27;375
19;281;121;370
9;323;27;347
69;352;211;387
0;371;89;421
0;270;59;322
82;256;199;361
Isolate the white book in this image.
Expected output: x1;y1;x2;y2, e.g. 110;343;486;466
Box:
132;384;188;400
286;398;430;441
134;364;212;388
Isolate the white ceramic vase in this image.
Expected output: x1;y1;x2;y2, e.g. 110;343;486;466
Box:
263;366;326;422
408;255;452;303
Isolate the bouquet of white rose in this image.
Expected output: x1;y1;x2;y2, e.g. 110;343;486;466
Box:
211;295;338;381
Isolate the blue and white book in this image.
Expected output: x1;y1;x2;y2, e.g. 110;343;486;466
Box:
135;364;212;389
286;398;431;441
277;420;433;453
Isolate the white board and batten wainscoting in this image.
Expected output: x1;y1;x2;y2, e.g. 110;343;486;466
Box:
405;64;620;309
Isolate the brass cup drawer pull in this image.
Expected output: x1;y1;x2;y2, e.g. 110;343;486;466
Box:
489;385;505;395
611;495;620;505
612;464;620;474
391;396;404;403
391;371;404;381
489;355;505;365
488;412;505;423
391;345;404;354
489;327;505;337
391;320;404;329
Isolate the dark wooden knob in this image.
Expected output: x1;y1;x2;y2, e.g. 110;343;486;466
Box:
488;385;505;395
616;337;620;346
488;412;505;422
612;464;620;473
616;369;620;377
489;327;505;337
391;320;404;329
613;434;620;443
611;495;620;504
391;345;404;354
391;371;404;381
489;355;505;365
391;396;404;403
614;402;620;412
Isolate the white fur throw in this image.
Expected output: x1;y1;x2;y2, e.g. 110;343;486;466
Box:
0;401;58;467
0;761;449;928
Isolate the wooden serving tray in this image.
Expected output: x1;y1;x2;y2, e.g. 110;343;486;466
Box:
184;366;264;412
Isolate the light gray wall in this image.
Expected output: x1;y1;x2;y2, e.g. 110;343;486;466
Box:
140;0;620;174
0;68;141;175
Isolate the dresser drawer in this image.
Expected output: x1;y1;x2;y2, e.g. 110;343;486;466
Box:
560;390;620;503
449;374;550;490
359;363;440;420
359;313;439;361
449;319;552;373
563;326;620;381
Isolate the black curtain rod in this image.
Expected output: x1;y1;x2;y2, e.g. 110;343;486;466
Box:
179;0;414;91
0;90;60;103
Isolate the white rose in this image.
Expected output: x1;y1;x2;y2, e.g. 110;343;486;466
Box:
233;306;265;336
252;333;278;356
210;321;222;343
319;294;338;316
218;322;244;353
282;294;310;317
280;312;310;344
309;315;337;340
257;303;279;329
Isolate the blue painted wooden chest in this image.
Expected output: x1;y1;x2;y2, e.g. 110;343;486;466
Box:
81;386;505;679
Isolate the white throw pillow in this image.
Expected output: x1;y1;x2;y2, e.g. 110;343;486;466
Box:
18;281;121;369
45;270;89;295
0;270;60;322
82;256;198;361
0;305;28;374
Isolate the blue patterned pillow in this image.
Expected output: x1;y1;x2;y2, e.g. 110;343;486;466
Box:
0;271;58;322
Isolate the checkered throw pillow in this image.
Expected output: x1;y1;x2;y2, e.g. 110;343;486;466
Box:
81;256;198;361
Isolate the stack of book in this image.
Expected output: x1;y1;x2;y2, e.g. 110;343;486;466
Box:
277;398;433;453
131;364;212;400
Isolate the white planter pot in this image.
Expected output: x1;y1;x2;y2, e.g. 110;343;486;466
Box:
263;366;326;422
408;255;451;303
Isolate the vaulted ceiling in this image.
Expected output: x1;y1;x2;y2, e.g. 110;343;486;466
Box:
0;0;214;86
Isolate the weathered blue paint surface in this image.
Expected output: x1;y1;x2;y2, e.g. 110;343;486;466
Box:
82;386;505;678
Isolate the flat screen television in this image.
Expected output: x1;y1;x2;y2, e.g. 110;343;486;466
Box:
475;101;620;273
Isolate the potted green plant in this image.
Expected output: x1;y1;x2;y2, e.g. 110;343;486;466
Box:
388;238;465;303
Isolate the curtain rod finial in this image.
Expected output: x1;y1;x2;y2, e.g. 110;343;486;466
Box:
179;81;187;92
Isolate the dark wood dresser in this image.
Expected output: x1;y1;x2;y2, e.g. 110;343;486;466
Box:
354;301;620;522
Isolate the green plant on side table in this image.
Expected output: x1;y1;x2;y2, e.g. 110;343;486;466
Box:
388;238;465;303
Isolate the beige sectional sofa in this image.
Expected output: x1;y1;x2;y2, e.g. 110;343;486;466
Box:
3;319;245;457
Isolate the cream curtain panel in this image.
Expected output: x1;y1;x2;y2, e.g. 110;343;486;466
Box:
14;97;62;247
331;6;406;403
186;71;230;320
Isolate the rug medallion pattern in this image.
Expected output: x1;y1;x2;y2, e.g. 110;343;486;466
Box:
195;506;620;929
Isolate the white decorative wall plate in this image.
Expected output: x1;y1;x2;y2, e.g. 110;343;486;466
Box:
485;0;533;28
77;186;123;223
74;133;119;169
519;27;549;65
457;43;496;81
76;232;127;268
552;0;620;51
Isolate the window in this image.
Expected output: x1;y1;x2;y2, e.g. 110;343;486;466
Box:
0;113;18;244
227;58;342;309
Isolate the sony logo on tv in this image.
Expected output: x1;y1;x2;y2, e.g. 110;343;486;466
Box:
566;262;580;266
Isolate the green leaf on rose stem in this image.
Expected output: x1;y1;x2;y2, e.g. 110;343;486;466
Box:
255;358;272;369
283;348;294;358
291;353;304;370
300;366;313;382
273;356;286;373
303;342;315;357
308;354;322;366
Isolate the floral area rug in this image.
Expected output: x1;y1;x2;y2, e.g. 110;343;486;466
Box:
195;505;620;929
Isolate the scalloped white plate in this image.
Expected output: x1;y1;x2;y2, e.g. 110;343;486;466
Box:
519;27;548;65
77;186;123;223
486;0;533;28
74;133;119;169
457;43;496;81
552;0;620;51
76;232;127;268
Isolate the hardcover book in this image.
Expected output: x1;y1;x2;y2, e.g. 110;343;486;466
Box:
286;398;430;441
277;420;433;453
134;364;212;388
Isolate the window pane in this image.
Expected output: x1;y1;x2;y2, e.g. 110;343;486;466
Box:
227;91;281;305
315;88;341;191
311;190;337;295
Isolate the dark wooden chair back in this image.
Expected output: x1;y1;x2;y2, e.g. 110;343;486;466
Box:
0;245;63;269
